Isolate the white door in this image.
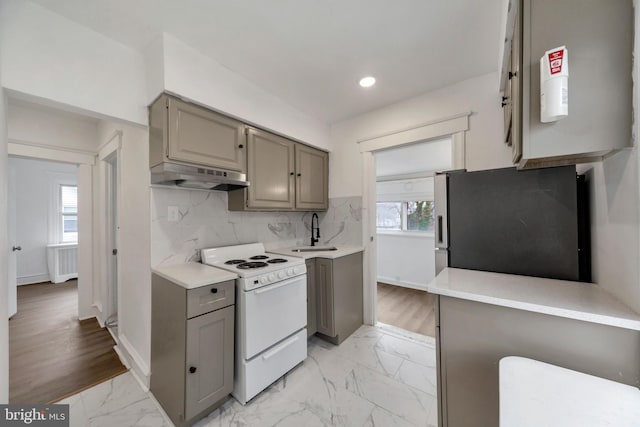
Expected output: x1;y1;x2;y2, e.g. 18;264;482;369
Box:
8;163;17;318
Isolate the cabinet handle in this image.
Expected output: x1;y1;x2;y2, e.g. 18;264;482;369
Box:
290;172;294;176
238;144;244;149
210;288;218;294
189;366;197;374
501;102;508;108
508;71;517;80
297;173;301;177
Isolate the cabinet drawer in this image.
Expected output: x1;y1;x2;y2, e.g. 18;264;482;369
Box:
187;280;235;319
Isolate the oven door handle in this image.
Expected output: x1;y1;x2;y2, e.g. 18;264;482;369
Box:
262;335;300;360
253;277;303;294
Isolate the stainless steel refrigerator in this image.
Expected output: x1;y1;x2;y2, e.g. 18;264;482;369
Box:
434;166;590;282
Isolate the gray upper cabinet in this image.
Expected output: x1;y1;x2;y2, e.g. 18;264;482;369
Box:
149;94;246;172
245;127;296;210
501;0;632;169
295;144;329;210
229;128;329;211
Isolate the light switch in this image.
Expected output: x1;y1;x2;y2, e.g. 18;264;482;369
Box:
168;206;179;222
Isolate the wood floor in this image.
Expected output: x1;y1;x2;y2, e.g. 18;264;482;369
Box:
377;282;437;338
9;280;127;404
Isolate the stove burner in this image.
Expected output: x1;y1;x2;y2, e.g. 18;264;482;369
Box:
250;255;269;260
237;261;269;269
225;259;246;265
267;258;288;264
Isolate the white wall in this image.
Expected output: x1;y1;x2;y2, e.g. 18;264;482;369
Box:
8;157;77;285
580;152;640;312
376;137;451;177
160;34;331;150
0;0;147;126
377;234;435;290
8;102;99;152
574;4;640;313
330;72;512;198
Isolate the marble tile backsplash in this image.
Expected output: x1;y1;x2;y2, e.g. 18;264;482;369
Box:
150;187;362;267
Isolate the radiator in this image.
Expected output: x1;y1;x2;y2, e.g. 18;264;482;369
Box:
46;243;78;283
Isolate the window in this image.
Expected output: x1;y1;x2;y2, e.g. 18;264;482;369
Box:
407;201;435;232
376;202;402;230
376;200;435;233
60;185;78;242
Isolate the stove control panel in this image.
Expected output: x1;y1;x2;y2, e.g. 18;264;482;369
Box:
245;265;306;290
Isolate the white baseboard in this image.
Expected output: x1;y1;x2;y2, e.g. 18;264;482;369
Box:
118;334;150;390
17;273;50;285
78;305;98;321
92;303;105;327
377;276;428;291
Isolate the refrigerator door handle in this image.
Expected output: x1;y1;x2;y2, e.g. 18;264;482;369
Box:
434;173;448;249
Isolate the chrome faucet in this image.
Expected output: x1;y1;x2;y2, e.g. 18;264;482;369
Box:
311;213;320;246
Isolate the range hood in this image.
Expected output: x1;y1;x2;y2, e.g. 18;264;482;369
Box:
150;162;249;191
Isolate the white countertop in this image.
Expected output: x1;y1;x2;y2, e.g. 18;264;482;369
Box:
152;262;237;289
500;356;640;426
268;245;364;260
426;268;640;331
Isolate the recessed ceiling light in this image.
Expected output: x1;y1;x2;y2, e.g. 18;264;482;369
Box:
359;76;376;88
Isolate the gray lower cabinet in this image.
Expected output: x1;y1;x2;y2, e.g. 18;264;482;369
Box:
436;295;640;427
151;274;235;427
149;94;246;173
313;252;363;345
306;259;317;337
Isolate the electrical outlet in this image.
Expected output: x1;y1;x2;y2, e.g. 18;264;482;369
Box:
168;206;179;222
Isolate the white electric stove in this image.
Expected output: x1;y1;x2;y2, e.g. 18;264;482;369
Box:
201;243;307;404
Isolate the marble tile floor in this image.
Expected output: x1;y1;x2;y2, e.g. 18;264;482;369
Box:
59;324;437;427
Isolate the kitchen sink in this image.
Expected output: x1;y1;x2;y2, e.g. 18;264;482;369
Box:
291;246;338;252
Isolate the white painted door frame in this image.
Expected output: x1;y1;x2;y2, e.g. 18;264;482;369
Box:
98;131;122;328
358;112;469;325
7;164;16;318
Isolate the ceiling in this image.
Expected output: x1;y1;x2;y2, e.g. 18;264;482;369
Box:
29;0;502;124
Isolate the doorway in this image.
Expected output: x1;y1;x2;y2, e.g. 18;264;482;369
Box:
373;138;451;337
358;113;469;333
5;99;127;403
8;156;122;403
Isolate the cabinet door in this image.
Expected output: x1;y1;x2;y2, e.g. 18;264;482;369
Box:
502;36;513;147
185;306;234;419
246;128;295;209
316;259;335;337
168;97;245;172
306;259;317;337
510;3;522;164
295;145;328;210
